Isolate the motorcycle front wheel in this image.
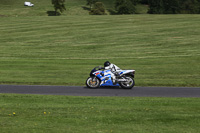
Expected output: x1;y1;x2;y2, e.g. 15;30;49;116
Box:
86;77;100;88
119;76;135;89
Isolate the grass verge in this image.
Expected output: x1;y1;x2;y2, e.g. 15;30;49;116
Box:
0;94;200;133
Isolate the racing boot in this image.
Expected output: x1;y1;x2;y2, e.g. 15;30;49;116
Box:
111;77;117;85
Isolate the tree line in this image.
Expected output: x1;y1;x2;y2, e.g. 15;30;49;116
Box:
51;0;200;15
88;0;200;14
148;0;200;14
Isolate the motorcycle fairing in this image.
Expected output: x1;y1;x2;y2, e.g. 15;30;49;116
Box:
93;70;120;87
119;70;135;75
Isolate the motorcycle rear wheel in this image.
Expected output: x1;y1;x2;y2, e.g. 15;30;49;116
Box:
119;76;135;89
86;77;100;88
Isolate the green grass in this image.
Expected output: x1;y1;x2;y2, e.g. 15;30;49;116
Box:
0;15;199;87
1;94;200;133
1;2;199;133
0;0;103;16
0;0;148;16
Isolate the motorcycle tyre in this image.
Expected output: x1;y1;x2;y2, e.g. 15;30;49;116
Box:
119;76;135;89
86;77;100;89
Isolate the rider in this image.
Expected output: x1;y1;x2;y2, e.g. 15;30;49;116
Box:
103;61;121;84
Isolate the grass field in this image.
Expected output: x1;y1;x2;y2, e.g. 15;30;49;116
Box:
0;15;199;86
0;0;114;16
0;1;199;133
0;0;88;16
0;0;148;16
1;94;200;133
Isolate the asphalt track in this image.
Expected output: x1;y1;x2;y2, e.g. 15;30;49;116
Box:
0;85;200;97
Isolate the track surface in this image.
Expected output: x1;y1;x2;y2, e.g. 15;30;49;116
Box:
0;85;200;97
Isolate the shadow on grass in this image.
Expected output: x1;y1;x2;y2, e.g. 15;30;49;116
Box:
46;11;61;16
82;6;118;15
0;14;7;17
107;9;118;15
82;6;91;11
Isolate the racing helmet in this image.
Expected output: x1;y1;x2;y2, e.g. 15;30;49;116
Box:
104;61;111;67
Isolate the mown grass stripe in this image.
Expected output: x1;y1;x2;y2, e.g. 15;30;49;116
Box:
0;15;199;86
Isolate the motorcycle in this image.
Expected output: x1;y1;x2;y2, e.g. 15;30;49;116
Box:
86;66;135;89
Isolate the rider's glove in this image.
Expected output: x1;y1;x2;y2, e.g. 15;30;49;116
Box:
99;67;105;70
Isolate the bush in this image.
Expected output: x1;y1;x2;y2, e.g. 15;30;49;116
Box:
89;2;107;15
115;0;136;14
86;0;98;10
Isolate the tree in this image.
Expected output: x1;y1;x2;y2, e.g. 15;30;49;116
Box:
130;0;140;5
148;0;164;14
139;0;149;4
52;0;66;16
86;0;98;10
180;0;200;13
162;0;180;14
148;0;200;14
89;2;107;15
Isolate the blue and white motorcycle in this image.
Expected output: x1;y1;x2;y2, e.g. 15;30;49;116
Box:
86;66;135;89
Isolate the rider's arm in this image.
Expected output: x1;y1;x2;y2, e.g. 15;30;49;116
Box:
104;66;110;70
113;64;121;71
99;66;105;70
